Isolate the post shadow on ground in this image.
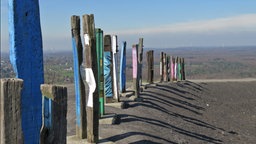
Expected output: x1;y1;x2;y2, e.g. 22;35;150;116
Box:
156;83;200;99
119;114;223;144
103;131;178;144
147;83;197;100
144;89;205;111
179;81;208;92
140;93;202;115
128;86;225;132
128;100;221;131
129;140;164;144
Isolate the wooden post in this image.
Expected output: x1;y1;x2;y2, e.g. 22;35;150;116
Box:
182;58;186;80
119;41;127;93
167;55;170;82
104;35;114;103
138;38;144;86
0;78;23;144
9;1;44;143
132;44;139;98
83;14;99;143
178;57;182;80
71;15;87;139
96;28;105;116
177;57;181;80
171;56;175;81
112;35;119;101
163;53;167;82
40;84;67;144
147;50;154;84
160;52;164;82
175;57;179;81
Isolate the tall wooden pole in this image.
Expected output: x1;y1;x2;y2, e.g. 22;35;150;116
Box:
163;53;167;82
160;52;164;82
119;41;127;93
96;28;105;116
138;38;144;86
83;14;99;143
104;35;114;103
112;35;119;101
9;1;44;143
147;50;154;84
167;55;170;82
182;58;186;80
71;15;87;139
175;57;178;81
171;56;175;81
178;57;182;80
132;44;139;98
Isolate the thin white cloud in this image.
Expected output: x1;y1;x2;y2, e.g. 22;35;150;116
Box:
115;14;256;35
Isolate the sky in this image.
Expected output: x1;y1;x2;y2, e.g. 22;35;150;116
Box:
1;0;256;52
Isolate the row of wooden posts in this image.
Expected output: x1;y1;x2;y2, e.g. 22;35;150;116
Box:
71;14;147;142
160;52;186;82
1;4;186;143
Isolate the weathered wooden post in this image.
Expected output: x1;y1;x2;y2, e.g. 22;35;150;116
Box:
182;58;186;80
177;57;181;80
171;56;175;81
138;38;144;86
178;57;182;80
147;50;154;84
40;84;67;144
83;14;99;143
104;35;114;103
119;41;127;93
132;44;139;98
9;0;44;143
163;53;167;82
96;28;105;116
175;57;179;81
167;55;170;82
0;78;23;144
71;15;87;139
160;52;164;82
112;35;119;101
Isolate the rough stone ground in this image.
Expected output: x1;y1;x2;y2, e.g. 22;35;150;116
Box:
67;80;256;144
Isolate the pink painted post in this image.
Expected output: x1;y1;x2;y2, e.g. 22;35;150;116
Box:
132;44;139;98
132;45;137;79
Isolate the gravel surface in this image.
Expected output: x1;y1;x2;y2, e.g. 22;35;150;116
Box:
67;80;256;144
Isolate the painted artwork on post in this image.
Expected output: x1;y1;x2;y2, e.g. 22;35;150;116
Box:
104;52;113;98
132;45;137;79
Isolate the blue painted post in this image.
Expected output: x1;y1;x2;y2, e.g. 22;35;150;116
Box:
9;0;44;143
104;35;114;102
119;41;126;93
71;16;87;139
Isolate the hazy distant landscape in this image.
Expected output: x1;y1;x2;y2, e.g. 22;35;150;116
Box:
1;46;256;83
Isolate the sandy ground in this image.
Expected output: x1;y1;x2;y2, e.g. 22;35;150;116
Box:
67;80;256;144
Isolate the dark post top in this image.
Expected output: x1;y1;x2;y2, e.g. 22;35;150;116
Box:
104;35;112;51
83;14;95;68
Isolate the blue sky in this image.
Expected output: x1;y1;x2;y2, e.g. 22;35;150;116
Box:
1;0;256;52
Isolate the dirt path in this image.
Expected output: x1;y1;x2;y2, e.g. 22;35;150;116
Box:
67;80;256;143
